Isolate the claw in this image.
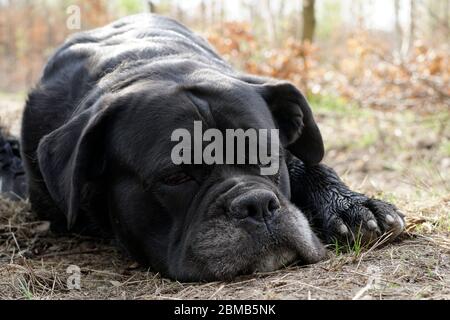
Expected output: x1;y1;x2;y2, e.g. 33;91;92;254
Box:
398;216;405;230
367;219;378;231
385;214;395;225
339;224;349;235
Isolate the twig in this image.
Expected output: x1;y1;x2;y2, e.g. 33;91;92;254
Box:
36;248;114;258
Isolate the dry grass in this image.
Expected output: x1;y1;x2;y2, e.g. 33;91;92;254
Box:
0;96;449;300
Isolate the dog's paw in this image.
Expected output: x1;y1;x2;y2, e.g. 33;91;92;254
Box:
287;159;405;247
317;194;405;246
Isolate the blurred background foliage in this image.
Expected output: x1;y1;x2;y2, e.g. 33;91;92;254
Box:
0;0;448;113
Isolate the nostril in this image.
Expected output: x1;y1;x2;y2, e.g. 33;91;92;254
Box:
267;198;280;215
246;203;258;219
230;189;280;222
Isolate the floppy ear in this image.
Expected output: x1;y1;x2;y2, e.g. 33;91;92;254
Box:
241;75;324;165
37;99;115;230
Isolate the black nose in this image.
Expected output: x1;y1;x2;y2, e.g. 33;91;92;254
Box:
230;189;280;222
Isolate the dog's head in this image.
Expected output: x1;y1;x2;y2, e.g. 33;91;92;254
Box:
37;68;326;281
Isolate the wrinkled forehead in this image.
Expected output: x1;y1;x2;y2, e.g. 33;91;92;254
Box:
114;79;276;140
185;70;276;131
109;80;277;174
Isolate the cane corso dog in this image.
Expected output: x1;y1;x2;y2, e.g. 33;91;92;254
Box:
18;14;404;281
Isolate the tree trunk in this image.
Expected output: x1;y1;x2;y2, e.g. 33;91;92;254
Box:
408;0;416;51
265;0;278;45
218;0;225;27
445;0;449;40
394;0;403;53
200;0;206;31
302;0;316;43
147;1;156;13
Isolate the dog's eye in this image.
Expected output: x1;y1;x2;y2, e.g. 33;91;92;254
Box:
162;172;192;186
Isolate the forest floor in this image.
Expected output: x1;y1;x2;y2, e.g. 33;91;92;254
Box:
0;93;449;299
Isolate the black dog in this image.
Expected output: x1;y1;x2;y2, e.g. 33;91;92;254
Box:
0;130;26;200
18;14;404;281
